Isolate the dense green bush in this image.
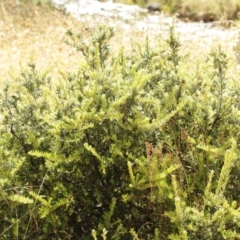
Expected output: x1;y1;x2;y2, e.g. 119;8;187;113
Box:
0;25;240;239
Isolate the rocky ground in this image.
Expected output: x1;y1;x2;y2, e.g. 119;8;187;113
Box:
51;0;240;60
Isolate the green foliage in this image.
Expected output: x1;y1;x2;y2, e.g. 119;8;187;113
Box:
0;25;240;239
166;140;240;240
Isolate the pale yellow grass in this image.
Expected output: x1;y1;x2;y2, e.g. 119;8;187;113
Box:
0;1;86;83
0;0;239;86
179;0;240;21
117;0;240;21
0;1;142;84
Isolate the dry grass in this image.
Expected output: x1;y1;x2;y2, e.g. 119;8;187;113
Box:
0;0;86;82
117;0;240;21
0;0;239;85
0;1;157;82
0;0;146;83
178;0;240;21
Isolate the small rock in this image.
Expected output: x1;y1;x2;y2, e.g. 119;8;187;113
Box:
146;3;161;12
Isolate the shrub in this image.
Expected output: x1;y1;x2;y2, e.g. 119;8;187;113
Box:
0;25;240;239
